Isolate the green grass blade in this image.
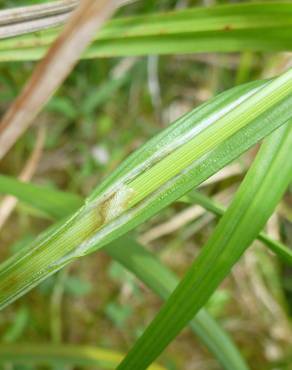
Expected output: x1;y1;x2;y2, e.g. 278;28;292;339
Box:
106;237;248;370
184;191;292;264
2;2;292;62
0;71;291;310
0;182;248;369
0;174;83;219
116;123;292;370
0;168;288;264
0;344;164;370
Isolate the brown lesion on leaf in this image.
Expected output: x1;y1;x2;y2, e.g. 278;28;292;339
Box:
99;192;117;225
223;25;233;31
96;186;136;226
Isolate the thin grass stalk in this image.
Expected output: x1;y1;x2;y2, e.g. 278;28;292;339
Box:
0;1;77;25
184;192;292;264
0;0;78;39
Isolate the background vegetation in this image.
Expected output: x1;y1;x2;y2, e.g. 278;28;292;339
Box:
0;0;292;369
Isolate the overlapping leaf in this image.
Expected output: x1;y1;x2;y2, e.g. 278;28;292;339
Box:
117;122;292;370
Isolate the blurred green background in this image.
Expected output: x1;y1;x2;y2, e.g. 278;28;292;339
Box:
0;1;292;369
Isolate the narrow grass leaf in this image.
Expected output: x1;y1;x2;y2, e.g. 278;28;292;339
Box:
0;72;291;309
2;2;292;62
0;344;164;370
0;169;288;264
116;122;292;370
0;174;83;219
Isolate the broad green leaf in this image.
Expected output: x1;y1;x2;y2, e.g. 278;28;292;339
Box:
1;169;290;263
1;2;292;62
116;123;292;370
0;344;164;370
0;175;83;219
0;70;291;310
0;181;248;370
